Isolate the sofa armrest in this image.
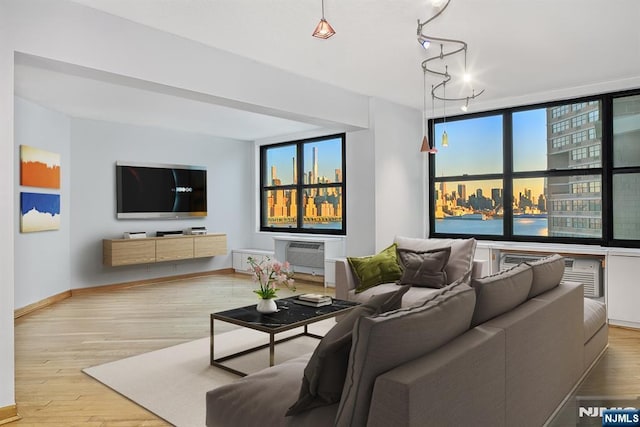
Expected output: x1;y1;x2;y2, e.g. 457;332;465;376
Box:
367;326;506;427
335;258;356;301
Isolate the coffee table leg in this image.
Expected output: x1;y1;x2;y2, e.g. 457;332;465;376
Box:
210;315;215;366
269;333;275;366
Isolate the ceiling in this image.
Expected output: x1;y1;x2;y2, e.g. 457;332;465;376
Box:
15;0;640;140
14;57;321;141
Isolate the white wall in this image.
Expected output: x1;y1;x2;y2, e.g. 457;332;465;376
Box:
69;118;252;289
371;98;424;251
14;98;71;308
0;2;16;409
343;129;376;256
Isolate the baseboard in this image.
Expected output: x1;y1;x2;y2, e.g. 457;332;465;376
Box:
71;268;235;296
0;405;20;425
609;323;640;332
290;272;325;284
14;290;72;319
15;269;235;317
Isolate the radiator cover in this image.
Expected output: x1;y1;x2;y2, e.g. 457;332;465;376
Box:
286;242;324;269
499;253;602;298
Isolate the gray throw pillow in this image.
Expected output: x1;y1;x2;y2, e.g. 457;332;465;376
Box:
394;236;476;285
396;247;450;288
335;281;476;427
470;263;533;327
285;285;410;416
525;254;565;298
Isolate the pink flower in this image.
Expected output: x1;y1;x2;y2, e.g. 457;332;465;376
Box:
273;262;282;274
247;256;295;299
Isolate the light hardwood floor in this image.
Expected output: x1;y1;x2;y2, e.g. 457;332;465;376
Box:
11;273;640;426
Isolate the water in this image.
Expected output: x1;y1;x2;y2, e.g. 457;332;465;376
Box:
435;217;548;236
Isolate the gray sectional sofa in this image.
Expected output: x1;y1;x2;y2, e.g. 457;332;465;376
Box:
206;237;608;427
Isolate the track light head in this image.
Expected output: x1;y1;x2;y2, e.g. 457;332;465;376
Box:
417;35;431;49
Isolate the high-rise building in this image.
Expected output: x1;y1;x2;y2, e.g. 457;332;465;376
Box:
546;101;602;237
292;157;296;183
271;165;277;185
491;188;503;206
458;184;467;202
312;146;318;184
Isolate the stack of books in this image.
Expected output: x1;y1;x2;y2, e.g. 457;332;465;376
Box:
296;294;333;307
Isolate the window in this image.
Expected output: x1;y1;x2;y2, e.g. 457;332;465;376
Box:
572;131;587;144
429;94;616;244
552;135;570;148
432;115;503;236
552;120;570;133
571;147;588;160
612;94;640;240
260;134;345;234
571;114;587;128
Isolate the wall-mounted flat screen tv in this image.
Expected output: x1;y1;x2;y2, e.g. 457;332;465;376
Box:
116;161;207;219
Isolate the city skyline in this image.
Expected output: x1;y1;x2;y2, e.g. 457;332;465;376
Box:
265;137;343;186
435;178;547;209
265;138;343;229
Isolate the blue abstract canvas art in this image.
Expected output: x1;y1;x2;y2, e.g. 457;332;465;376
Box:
20;192;60;232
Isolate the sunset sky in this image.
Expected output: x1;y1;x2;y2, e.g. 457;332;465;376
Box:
434;108;548;198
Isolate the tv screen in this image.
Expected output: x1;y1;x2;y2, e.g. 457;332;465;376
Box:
116;161;207;219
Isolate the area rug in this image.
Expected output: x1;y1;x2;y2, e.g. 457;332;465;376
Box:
83;320;335;427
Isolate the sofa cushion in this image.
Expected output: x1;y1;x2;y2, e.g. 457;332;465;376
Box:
286;286;410;416
396;247;450;288
335;282;476;427
394;236;476;285
347;283;444;307
584;297;607;344
206;355;338;427
348;244;403;293
470;263;533;327
525;254;565;298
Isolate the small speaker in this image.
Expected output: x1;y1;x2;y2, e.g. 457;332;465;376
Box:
123;232;147;239
189;226;208;235
156;230;183;237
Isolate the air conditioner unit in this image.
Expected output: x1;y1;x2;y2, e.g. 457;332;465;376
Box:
499;252;602;298
286;242;325;271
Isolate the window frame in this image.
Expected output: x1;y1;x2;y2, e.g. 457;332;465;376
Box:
259;133;346;235
428;88;640;248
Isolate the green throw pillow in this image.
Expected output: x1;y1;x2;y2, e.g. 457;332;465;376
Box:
348;244;403;293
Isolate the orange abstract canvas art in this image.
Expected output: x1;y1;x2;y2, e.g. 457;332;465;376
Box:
20;145;61;189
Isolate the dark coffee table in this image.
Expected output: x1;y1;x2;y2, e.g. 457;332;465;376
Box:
210;296;358;376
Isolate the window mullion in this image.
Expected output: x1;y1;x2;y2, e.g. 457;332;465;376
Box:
504;112;513;238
